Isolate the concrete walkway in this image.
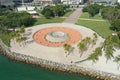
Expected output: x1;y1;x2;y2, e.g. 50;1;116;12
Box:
79;18;106;22
63;8;82;24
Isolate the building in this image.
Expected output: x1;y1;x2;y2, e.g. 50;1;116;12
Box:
61;0;88;5
33;0;61;4
13;0;33;5
0;0;32;6
93;0;117;4
13;0;33;3
0;0;14;6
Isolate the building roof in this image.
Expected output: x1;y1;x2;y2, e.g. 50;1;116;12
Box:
27;11;38;14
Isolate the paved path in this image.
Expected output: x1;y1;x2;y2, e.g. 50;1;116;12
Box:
79;18;106;22
63;8;82;24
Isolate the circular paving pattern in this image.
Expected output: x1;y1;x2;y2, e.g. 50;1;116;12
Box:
33;27;82;47
46;30;70;43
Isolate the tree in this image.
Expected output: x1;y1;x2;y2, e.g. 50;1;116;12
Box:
53;5;66;17
111;19;120;31
85;37;91;47
20;25;25;34
101;7;113;19
102;8;120;22
91;33;98;47
88;52;99;64
10;26;27;45
87;4;101;17
41;5;67;18
0;16;9;31
77;40;86;57
0;6;13;16
44;11;53;19
117;31;120;39
88;47;102;64
41;6;54;19
10;31;16;43
63;44;71;57
111;35;120;48
16;37;23;46
20;37;27;46
3;11;35;29
93;33;98;41
103;35;115;63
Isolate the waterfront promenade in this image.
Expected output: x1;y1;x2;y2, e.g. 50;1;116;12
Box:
0;8;120;80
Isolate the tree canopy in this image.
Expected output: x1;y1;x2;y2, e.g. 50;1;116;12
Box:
41;5;67;19
82;4;103;17
0;11;35;30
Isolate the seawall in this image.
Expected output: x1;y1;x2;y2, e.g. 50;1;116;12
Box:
0;39;120;80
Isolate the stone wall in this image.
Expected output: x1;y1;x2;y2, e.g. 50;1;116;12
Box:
0;39;120;80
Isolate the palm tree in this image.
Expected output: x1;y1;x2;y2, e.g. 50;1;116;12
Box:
10;32;16;43
16;37;22;46
15;31;21;42
95;47;102;56
105;43;114;63
93;33;98;41
21;37;27;46
88;53;99;64
103;35;115;63
20;25;25;34
77;41;86;57
63;44;71;57
85;37;91;48
91;39;96;47
88;47;102;64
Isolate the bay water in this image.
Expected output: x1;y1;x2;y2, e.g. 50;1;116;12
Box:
0;52;99;80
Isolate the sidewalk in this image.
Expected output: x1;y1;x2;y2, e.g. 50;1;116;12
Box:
63;8;82;24
79;18;106;22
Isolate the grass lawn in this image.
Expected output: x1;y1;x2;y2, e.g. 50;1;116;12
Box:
77;20;112;38
80;12;104;20
34;17;64;25
34;10;75;25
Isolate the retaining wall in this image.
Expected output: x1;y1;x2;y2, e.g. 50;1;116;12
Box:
0;39;120;80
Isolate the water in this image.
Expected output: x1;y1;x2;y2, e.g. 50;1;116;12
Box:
0;52;99;80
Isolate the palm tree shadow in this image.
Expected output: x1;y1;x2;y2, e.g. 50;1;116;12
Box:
68;47;75;55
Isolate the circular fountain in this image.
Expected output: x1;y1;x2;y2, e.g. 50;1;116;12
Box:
46;30;70;42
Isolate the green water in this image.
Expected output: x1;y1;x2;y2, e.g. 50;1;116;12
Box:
0;52;99;80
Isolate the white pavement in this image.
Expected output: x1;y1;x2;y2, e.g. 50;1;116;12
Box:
10;23;120;75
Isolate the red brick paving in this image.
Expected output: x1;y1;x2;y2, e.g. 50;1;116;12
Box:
33;27;82;47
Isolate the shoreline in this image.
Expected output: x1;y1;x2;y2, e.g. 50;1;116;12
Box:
0;39;120;80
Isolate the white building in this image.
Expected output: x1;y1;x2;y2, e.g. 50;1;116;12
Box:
61;0;87;5
61;0;80;4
